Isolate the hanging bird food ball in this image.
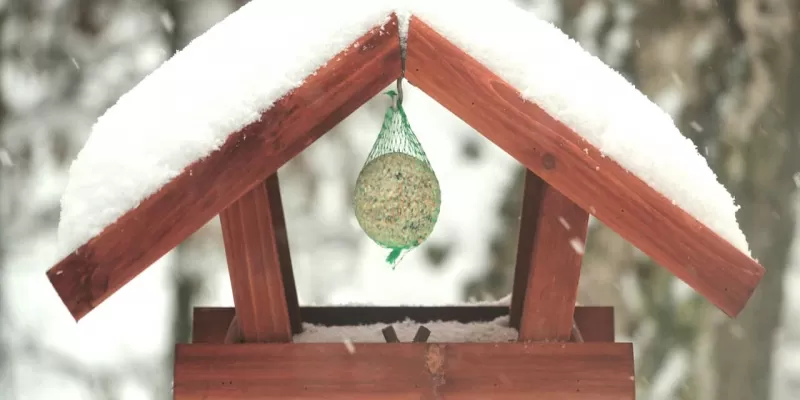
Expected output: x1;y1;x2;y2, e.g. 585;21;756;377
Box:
353;85;441;266
354;152;440;248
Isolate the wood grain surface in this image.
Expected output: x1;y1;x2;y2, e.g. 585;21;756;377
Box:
510;171;589;341
219;174;300;342
173;342;634;399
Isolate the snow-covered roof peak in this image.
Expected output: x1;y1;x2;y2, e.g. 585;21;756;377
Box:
58;0;749;261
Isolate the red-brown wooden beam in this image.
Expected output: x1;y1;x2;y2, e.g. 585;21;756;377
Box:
191;306;615;344
174;342;635;399
510;171;589;341
219;174;300;342
46;16;402;321
405;17;764;317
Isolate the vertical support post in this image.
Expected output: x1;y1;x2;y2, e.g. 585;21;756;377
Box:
510;170;590;341
219;174;301;343
264;175;303;335
509;171;546;329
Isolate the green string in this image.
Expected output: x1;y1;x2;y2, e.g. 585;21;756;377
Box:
362;90;431;168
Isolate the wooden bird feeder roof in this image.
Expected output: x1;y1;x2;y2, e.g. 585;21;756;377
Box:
47;15;763;322
43;4;765;399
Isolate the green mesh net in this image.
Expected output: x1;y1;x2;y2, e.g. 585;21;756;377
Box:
353;87;441;267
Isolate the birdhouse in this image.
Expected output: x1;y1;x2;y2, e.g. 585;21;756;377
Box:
46;1;765;399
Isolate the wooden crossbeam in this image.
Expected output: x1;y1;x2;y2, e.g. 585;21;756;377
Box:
190;306;615;344
46;16;402;322
173;342;635;399
510;171;589;341
219;174;300;342
405;16;764;317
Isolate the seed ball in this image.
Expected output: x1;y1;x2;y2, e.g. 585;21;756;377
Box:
354;152;441;249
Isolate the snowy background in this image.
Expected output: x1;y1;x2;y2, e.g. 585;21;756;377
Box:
0;1;798;400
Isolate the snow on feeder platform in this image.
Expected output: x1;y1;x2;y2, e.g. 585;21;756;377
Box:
44;0;765;399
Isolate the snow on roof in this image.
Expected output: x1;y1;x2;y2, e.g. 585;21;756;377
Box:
56;0;750;257
294;316;518;344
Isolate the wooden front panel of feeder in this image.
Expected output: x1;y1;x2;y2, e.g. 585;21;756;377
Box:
184;304;625;398
174;342;634;399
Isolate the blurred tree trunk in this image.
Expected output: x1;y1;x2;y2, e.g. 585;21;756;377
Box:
709;1;799;400
0;6;9;399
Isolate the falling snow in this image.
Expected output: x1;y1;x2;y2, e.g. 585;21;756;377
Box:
569;237;585;255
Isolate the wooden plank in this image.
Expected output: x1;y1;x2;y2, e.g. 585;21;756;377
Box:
219;175;297;342
264;175;303;335
512;171;590;341
191;306;615;344
404;17;764;317
46;16;402;322
173;342;635;399
509;171;546;331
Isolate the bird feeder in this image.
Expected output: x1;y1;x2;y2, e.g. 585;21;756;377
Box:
45;6;764;400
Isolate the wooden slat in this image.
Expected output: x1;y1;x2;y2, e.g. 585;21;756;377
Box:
509;169;547;329
219;175;297;342
264;175;303;335
191;306;615;344
405;17;764;317
174;342;635;399
511;171;589;341
46;16;402;321
509;171;546;331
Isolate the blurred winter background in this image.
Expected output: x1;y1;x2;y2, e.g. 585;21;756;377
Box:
0;0;798;399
